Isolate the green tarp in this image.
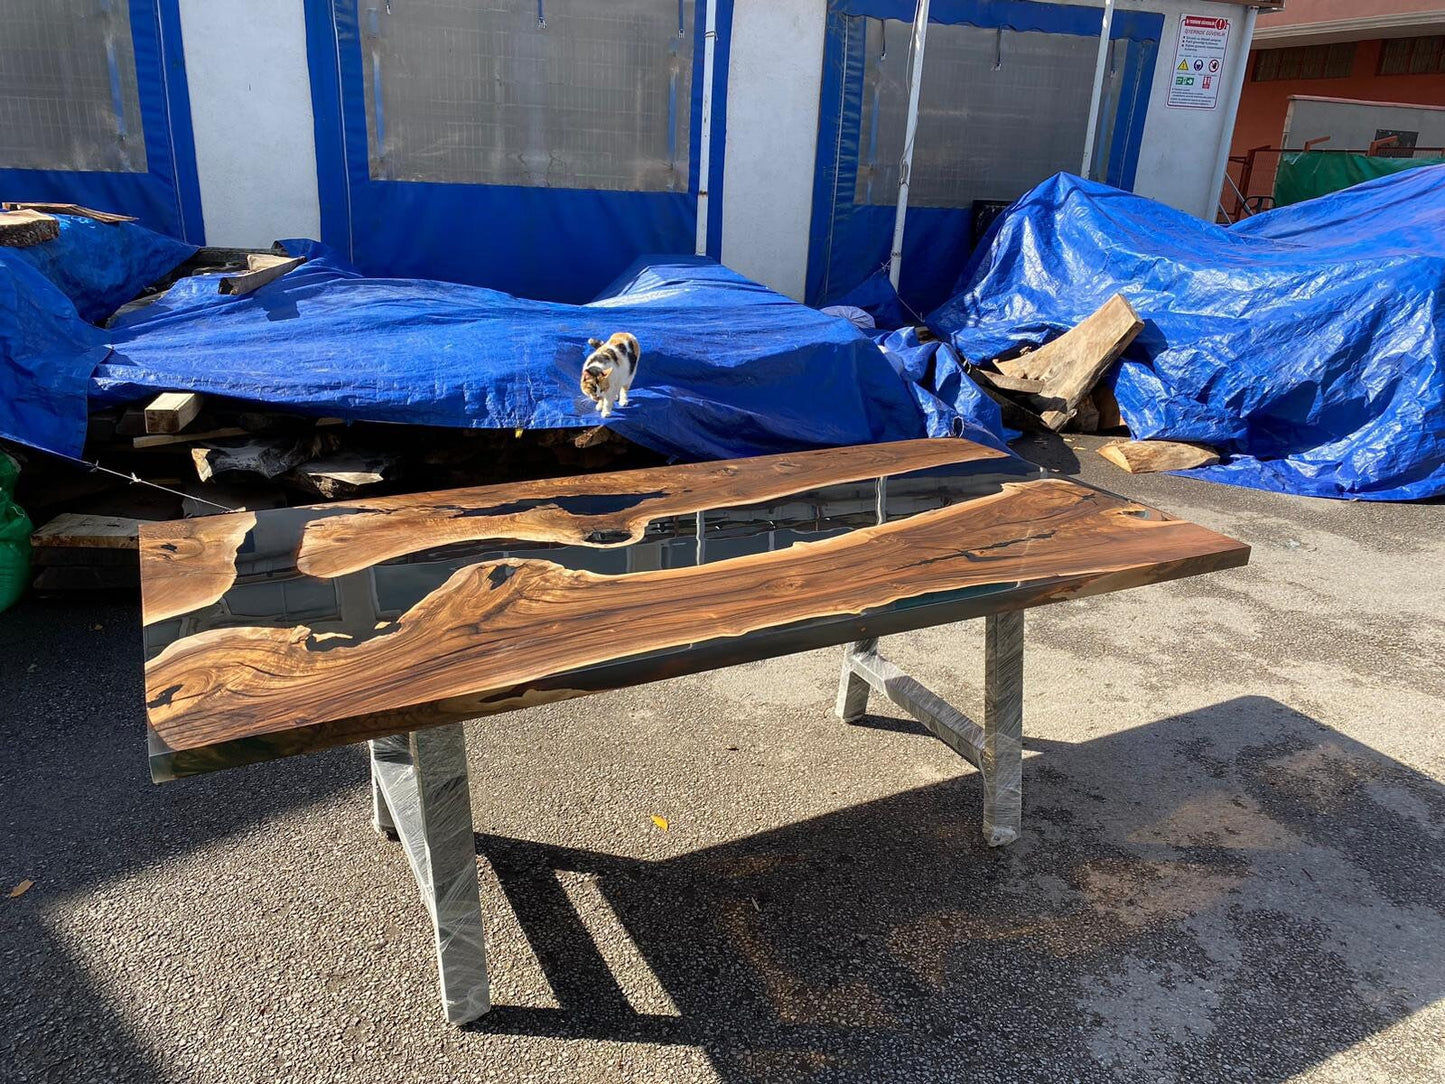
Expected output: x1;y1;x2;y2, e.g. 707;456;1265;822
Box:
0;452;29;614
1274;150;1445;207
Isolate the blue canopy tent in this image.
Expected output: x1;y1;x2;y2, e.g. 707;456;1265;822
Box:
301;0;734;303
806;0;1162;316
0;0;203;242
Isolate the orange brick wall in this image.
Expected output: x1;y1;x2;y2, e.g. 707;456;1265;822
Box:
1232;38;1445;155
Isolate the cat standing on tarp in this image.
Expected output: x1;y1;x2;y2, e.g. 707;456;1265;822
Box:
580;333;640;419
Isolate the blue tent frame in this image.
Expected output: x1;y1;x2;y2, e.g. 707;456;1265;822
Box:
806;0;1162;313
304;0;733;304
0;0;203;243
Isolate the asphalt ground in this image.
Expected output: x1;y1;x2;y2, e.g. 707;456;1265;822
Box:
2;433;1442;1083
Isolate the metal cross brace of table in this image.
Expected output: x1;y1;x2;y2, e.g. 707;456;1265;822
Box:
365;614;1025;1025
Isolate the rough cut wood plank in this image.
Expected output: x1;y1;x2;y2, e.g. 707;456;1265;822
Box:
995;295;1143;431
32;513;151;550
4;202;136;224
287;451;399;499
137;439;1249;779
0;209;60;247
218;254;306;296
143;392;204;435
133;426;247;450
1098;440;1221;474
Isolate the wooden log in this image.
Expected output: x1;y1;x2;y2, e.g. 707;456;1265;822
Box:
218;254;306;296
1097;439;1221;474
286;451;399;499
1067;394;1101;434
995;295;1143;431
143;392;204;435
31;513;150;551
0;209;60;247
136;439;1250;780
1093;384;1124;431
3;202;136;224
192;436;321;482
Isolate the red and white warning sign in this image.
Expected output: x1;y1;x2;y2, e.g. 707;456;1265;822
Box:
1167;14;1231;109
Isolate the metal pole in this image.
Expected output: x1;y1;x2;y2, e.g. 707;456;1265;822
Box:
888;0;932;290
694;0;719;256
1080;0;1116;179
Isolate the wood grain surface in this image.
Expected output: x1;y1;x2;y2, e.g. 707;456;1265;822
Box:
140;440;1249;780
140;513;256;624
292;438;1007;579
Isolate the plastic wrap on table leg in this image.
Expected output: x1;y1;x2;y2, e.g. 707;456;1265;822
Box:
981;612;1024;847
370;726;491;1023
835;639;877;723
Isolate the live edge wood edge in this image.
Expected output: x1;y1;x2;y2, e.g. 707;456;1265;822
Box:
147;547;1249;782
141;439;1250;782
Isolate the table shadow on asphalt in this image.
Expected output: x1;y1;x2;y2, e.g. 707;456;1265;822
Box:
466;696;1445;1082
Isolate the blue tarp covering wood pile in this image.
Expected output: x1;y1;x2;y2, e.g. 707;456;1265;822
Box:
930;170;1445;501
0;225;1011;464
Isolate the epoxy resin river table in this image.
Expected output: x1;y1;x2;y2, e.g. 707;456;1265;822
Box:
140;438;1249;1023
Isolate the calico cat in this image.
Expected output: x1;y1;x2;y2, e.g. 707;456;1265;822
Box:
580;332;640;418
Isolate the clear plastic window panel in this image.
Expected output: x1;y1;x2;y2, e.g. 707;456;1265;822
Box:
854;20;1118;208
361;0;693;191
0;0;147;173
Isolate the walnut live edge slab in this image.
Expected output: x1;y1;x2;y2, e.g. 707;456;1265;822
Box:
140;438;1249;783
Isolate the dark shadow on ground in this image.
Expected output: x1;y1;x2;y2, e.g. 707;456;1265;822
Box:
469;696;1445;1082
1010;430;1082;474
0;599;363;1082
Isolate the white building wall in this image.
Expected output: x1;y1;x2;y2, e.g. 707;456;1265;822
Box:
178;0;321;248
720;0;828;300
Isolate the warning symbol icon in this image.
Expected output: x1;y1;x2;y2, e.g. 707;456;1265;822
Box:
1177;60;1189;71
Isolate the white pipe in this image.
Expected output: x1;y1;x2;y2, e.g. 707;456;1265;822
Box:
1080;0;1116;179
694;0;719;256
1204;5;1259;221
888;0;932;290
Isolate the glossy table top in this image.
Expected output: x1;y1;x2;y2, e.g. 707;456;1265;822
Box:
140;439;1249;780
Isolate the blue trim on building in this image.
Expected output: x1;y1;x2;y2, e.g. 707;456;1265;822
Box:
806;1;1164;311
0;0;204;242
305;0;732;301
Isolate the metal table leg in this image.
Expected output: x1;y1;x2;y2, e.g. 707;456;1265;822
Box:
835;611;1025;847
370;725;491;1024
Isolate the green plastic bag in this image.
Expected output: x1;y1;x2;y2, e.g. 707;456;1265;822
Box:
0;452;31;613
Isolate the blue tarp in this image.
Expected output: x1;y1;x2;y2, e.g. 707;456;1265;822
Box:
1;216;1015;464
0;214;192;458
13;214;195;324
0;250;111;459
929;171;1445;500
84;245;1008;462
